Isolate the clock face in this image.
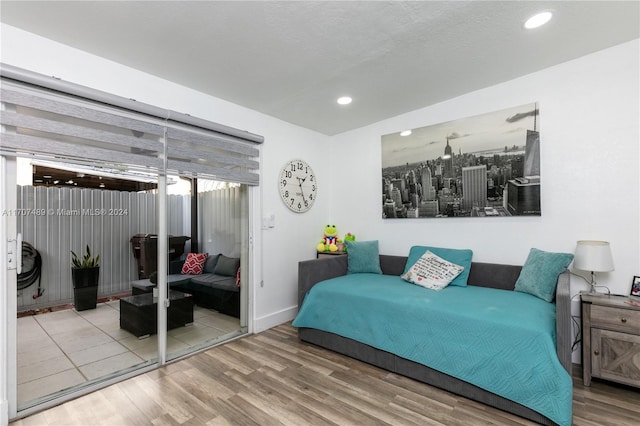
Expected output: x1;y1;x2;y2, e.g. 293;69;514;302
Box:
279;159;317;213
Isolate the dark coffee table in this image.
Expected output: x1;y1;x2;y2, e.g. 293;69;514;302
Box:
120;290;194;338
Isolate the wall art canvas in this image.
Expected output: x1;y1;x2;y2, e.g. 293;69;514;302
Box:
381;102;540;219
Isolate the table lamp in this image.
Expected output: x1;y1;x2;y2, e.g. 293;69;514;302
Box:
573;240;614;293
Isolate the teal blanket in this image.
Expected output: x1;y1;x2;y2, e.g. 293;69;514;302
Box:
293;274;572;426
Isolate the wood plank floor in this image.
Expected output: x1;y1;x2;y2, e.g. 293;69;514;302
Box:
11;323;640;426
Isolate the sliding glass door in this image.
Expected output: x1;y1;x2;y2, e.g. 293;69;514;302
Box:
1;64;261;419
8;159;253;412
164;177;248;363
13;158;161;411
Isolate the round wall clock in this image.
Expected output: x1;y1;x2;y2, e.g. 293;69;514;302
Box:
278;159;317;213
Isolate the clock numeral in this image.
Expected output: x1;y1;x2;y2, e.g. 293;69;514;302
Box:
282;179;287;187
298;202;302;210
285;170;292;178
304;200;309;207
310;174;314;181
312;185;316;191
284;190;289;197
309;194;313;200
290;198;295;206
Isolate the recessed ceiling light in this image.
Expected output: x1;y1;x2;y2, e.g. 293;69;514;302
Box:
337;96;352;105
524;11;553;29
400;130;412;136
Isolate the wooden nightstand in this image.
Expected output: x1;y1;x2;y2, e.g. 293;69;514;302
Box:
581;293;640;388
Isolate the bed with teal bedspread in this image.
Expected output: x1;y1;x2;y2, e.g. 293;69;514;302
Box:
293;272;573;426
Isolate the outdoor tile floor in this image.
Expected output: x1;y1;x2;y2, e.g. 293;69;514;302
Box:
17;300;242;407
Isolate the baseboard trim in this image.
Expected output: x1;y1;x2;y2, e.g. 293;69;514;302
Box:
253;305;297;333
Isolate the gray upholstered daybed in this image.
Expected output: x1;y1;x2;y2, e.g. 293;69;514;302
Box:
294;254;572;426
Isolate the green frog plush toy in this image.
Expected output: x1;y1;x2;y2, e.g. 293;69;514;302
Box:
317;224;341;252
343;232;356;252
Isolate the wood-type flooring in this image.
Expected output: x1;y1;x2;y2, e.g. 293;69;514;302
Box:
11;323;640;425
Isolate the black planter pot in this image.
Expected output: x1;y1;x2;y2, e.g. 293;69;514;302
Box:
72;267;100;311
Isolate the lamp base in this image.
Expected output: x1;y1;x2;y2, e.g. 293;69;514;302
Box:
588;271;598;294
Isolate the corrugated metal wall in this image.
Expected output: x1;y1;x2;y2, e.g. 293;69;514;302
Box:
199;186;242;257
16;186;190;310
16;185;242;311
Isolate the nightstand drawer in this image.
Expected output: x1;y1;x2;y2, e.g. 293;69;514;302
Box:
591;304;640;333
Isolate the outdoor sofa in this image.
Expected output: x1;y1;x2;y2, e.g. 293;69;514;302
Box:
131;253;240;318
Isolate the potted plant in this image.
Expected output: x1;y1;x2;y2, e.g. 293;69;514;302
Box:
71;245;100;311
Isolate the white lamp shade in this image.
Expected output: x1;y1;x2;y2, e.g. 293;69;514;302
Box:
574;240;614;272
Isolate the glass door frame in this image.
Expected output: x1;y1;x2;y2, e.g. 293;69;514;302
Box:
156;172;168;364
1;155;18;422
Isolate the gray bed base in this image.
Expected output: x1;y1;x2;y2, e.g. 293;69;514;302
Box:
297;254;572;426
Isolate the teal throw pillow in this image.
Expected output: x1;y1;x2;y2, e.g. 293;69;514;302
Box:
514;248;574;302
346;240;382;274
403;246;473;287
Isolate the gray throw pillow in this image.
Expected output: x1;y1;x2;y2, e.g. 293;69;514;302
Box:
203;253;220;274
214;254;240;277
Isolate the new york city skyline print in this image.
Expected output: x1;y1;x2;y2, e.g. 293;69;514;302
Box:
381;102;541;219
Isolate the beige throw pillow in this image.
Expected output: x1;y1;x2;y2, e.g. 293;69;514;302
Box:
401;250;465;290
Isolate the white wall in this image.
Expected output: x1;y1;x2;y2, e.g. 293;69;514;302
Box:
0;24;330;332
331;39;640;299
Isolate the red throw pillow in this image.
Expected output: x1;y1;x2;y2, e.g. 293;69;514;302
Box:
181;253;208;275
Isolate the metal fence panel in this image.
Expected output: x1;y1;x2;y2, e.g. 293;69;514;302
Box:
16;186;190;310
199;186;242;258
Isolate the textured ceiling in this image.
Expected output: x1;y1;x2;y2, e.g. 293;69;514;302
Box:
1;1;638;135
